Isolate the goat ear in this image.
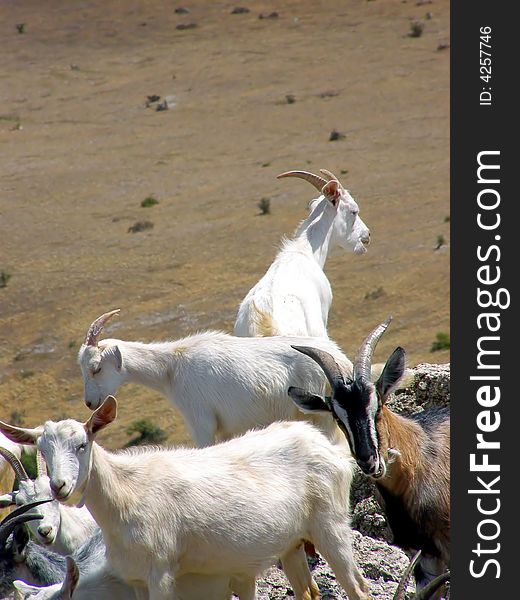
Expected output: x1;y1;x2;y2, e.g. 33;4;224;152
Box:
62;556;80;598
0;422;41;445
13;580;42;597
376;347;406;403
322;180;341;207
85;396;118;437
0;492;16;508
288;387;331;414
101;345;122;371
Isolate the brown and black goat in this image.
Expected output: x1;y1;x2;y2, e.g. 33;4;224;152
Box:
288;317;450;599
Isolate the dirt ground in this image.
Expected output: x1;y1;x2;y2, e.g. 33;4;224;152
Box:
0;0;449;449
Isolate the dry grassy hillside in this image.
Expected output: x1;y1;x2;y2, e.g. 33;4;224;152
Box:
0;0;449;449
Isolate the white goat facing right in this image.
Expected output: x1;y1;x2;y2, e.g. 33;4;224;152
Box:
77;310;354;446
1;397;369;600
234;169;370;338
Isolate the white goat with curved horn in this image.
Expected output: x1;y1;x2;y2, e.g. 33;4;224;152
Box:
0;447;98;554
0;398;369;600
77;309;353;446
234;169;370;338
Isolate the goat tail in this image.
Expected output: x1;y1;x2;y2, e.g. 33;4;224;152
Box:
250;301;280;337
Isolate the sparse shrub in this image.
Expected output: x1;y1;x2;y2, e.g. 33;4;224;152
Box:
0;271;11;288
231;7;250;14
430;332;450;352
16;23;26;34
141;195;159;208
68;340;77;349
364;286;385;301
258;198;271;215
10;410;25;426
408;21;424;38
435;234;445;250
128;220;154;233
20;451;37;481
261;162;271;168
444;215;450;223
125;419;168;447
285;94;296;104
329;129;346;141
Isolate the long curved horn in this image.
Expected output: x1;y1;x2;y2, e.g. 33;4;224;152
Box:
84;309;120;347
291;346;347;390
319;168;341;183
0;513;43;549
393;549;422;600
0;499;52;548
36;449;48;477
354;316;392;383
277;170;328;193
0;446;29;481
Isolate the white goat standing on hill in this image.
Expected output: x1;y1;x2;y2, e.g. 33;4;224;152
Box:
234;169;370;338
77;310;354;446
0;447;98;555
1;397;369;600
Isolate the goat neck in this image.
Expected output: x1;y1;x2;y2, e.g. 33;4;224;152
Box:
292;199;336;268
81;443;140;534
375;408;428;496
106;340;174;395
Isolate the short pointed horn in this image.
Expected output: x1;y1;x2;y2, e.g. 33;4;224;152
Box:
0;446;29;481
277;170;328;193
84;309;120;347
36;449;48;477
291;346;346;390
393;549;422;600
0;499;52;548
354;315;392;383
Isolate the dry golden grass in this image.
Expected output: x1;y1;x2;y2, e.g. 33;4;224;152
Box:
1;0;449;449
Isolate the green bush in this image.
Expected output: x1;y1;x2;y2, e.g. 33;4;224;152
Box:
257;198;271;215
125;419;168;447
430;332;450;352
0;271;11;288
141;195;159;208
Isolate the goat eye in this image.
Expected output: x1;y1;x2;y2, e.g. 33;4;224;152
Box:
77;443;87;453
92;366;101;376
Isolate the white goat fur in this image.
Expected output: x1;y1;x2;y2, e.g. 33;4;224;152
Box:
234;173;370;338
1;403;369;600
78;330;353;446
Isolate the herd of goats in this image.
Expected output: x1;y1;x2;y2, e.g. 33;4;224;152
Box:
0;170;450;600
